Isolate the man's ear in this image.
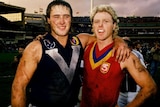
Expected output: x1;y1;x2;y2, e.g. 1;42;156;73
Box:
113;23;116;31
47;18;50;24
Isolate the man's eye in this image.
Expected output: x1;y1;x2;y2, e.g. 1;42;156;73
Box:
94;20;99;23
104;20;109;23
64;15;70;19
54;16;59;18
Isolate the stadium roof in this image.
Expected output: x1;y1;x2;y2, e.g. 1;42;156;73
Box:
0;2;25;14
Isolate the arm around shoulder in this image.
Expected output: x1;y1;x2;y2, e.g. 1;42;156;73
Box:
77;33;96;49
113;36;131;62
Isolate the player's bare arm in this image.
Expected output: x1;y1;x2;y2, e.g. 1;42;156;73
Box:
76;33;96;49
11;40;42;107
77;33;130;62
120;53;157;107
113;36;130;62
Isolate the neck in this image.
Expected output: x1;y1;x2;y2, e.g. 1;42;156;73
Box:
51;32;68;47
97;38;113;51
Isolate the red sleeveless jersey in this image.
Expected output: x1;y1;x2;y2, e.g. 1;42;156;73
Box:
81;42;125;107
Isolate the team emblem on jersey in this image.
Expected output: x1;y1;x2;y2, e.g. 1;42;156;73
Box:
43;39;56;49
70;36;79;45
100;62;110;74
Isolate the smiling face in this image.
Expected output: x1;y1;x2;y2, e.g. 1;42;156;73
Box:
47;5;71;37
92;11;116;41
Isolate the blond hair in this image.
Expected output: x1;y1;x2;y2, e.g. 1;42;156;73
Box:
90;5;119;37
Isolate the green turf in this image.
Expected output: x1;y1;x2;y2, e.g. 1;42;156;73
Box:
0;52;18;63
0;52;18;74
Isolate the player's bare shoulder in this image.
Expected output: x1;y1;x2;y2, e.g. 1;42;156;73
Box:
25;40;41;52
120;52;142;69
23;40;42;62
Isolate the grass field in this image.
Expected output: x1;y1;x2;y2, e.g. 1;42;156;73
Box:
0;52;160;107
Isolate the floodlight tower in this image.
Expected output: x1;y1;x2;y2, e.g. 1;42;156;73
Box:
90;0;93;14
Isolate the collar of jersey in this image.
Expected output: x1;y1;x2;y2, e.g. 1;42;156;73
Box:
89;42;113;69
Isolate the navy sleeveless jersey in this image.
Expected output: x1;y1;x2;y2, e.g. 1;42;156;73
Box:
29;33;84;107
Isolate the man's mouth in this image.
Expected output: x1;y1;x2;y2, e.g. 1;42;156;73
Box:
98;29;104;33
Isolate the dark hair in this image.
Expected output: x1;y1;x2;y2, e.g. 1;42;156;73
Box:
46;0;73;18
